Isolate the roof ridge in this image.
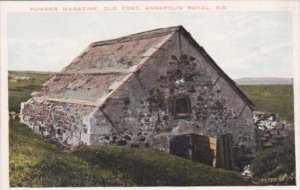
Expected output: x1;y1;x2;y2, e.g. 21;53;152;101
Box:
90;25;182;47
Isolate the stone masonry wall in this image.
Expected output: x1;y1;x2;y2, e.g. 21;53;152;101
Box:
20;97;99;145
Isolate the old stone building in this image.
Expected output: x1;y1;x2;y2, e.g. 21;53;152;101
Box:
20;26;256;155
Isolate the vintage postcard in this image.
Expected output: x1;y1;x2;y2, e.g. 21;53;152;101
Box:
0;0;299;189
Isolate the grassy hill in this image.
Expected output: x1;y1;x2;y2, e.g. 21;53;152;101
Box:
8;71;294;186
10;120;249;187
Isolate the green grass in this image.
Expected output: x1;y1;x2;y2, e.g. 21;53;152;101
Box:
9;120;135;187
9;120;249;187
74;145;250;186
239;85;294;122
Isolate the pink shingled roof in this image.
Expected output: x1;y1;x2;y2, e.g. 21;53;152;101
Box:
39;26;179;104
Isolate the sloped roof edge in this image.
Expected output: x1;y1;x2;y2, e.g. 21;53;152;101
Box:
177;26;255;110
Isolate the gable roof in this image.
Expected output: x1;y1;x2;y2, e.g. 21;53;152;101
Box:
39;26;255;110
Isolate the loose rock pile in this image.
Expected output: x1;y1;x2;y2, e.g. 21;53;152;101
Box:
254;112;292;148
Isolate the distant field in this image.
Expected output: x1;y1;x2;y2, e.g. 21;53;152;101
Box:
8;72;51;113
235;78;293;85
239;85;294;122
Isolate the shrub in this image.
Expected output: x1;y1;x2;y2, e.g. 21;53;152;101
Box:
251;132;295;185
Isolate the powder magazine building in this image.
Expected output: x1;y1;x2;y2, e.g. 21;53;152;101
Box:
20;26;258;166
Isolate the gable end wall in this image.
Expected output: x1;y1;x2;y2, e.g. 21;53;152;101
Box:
100;32;256;153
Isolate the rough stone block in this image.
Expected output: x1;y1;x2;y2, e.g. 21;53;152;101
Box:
82;115;91;126
88;124;112;135
80;133;90;144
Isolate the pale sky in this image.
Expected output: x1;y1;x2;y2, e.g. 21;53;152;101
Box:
7;11;292;79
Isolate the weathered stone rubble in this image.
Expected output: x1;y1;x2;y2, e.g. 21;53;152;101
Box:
254;111;292;148
21;97;95;145
241;164;252;177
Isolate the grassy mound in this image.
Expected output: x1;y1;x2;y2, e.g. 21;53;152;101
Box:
74;145;249;186
10;120;249;187
9;120;135;187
